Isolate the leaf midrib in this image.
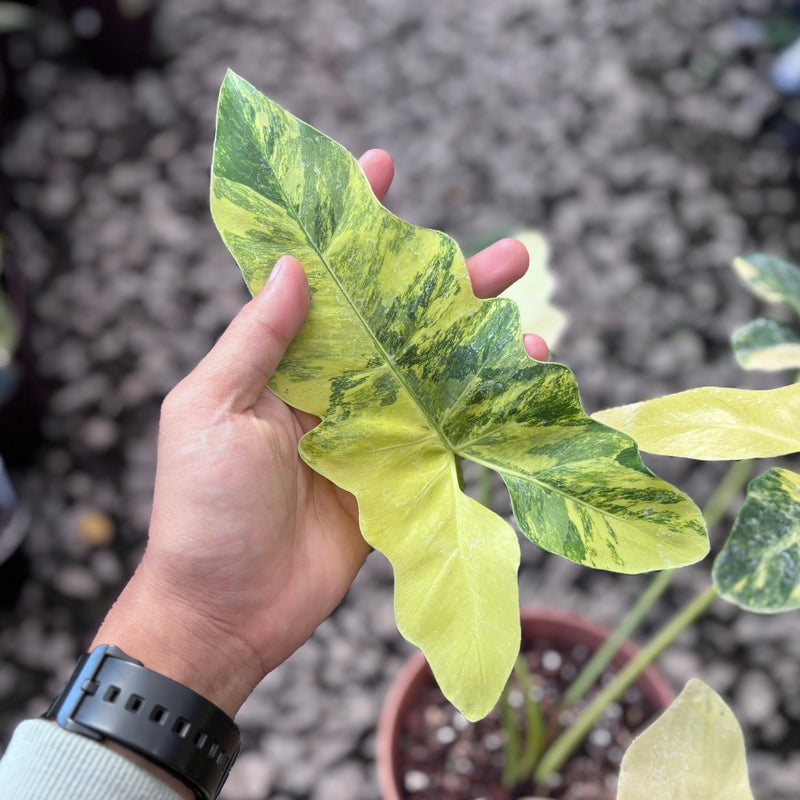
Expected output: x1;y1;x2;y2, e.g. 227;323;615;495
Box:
400;459;491;695
463;451;670;532
255;141;460;455
637;419;800;449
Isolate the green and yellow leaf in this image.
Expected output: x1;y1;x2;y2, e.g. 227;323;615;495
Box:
617;679;754;800
731;317;800;371
713;468;800;612
732;252;800;316
210;71;708;720
593;383;800;460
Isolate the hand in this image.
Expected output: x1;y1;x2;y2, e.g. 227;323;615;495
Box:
91;150;549;723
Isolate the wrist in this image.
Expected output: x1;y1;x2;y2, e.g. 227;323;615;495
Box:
45;644;240;800
103;738;196;800
91;567;262;718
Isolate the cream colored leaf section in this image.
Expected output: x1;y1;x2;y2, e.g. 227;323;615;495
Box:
499;229;567;348
299;395;521;722
739;343;800;371
593;383;800;460
617;679;754;800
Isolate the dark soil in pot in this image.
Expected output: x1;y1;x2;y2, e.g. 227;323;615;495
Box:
380;609;674;800
398;640;652;799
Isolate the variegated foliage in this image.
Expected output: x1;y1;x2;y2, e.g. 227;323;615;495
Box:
713;468;800;612
594;251;800;619
594;253;800;460
731;253;800;371
210;70;707;720
617;680;753;800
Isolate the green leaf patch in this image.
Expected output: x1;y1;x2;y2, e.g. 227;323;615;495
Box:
731;317;800;371
733;252;800;314
713;468;800;612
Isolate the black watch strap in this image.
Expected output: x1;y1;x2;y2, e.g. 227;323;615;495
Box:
43;644;240;800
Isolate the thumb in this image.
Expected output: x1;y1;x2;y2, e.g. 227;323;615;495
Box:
191;256;309;410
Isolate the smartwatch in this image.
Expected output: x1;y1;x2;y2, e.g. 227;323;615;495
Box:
44;644;240;800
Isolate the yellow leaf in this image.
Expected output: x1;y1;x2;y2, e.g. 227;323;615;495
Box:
617;679;754;800
593;383;800;460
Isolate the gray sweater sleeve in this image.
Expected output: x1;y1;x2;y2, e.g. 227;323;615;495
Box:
0;719;183;800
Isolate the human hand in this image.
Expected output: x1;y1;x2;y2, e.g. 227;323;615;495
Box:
91;150;549;720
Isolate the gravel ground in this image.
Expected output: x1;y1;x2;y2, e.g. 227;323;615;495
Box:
2;1;800;798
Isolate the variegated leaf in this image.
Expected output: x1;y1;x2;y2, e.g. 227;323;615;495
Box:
713;468;800;612
593;383;800;459
732;317;800;371
617;680;754;800
210;71;708;721
732;252;800;315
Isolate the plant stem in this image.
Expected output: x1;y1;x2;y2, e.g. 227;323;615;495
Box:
702;459;753;529
562;569;673;707
533;583;719;785
455;456;465;492
478;464;494;509
560;458;752;709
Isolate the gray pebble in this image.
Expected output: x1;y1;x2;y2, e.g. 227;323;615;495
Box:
310;762;367;800
89;550;124;586
735;669;779;728
222;751;275;800
52;565;100;600
82;417;119;452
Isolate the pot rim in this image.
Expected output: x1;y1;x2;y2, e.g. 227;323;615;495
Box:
376;605;675;800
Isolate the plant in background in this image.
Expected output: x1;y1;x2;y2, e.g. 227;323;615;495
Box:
497;229;567;349
0;258;20;409
0;3;34;32
470;254;800;795
564;251;800;797
209;71;800;796
456;252;800;798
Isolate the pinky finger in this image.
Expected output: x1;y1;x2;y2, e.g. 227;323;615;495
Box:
523;333;549;362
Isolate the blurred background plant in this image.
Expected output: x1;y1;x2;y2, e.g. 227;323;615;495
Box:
0;255;20;405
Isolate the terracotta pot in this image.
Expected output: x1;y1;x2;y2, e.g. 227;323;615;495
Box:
376;607;675;800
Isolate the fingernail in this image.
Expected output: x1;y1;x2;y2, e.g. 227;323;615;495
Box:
268;255;290;284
